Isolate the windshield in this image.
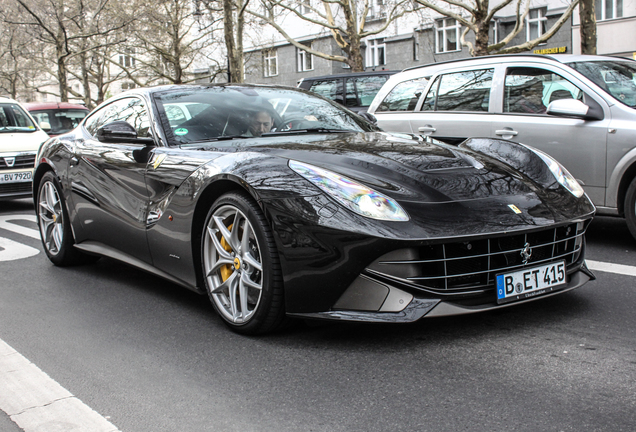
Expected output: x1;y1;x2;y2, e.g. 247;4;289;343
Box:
0;103;38;133
568;60;636;108
155;85;377;144
29;109;88;135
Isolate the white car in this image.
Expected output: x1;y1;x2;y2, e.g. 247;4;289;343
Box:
0;96;50;199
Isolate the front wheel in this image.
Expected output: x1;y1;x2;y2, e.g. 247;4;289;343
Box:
37;171;96;266
625;177;636;241
201;191;286;335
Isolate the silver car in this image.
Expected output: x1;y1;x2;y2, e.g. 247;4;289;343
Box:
368;54;636;240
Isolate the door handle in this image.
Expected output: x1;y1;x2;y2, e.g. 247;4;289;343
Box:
70;156;79;166
495;129;518;137
418;126;436;134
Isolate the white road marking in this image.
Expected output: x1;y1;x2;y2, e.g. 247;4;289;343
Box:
0;215;40;240
587;260;636;277
0;339;121;432
0;215;40;261
0;237;39;261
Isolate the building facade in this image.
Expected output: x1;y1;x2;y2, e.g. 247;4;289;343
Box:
244;1;585;87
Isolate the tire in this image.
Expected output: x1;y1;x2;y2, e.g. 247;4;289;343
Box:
201;191;286;335
36;171;96;266
625;177;636;241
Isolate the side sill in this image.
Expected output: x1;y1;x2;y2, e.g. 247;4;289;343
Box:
74;241;205;294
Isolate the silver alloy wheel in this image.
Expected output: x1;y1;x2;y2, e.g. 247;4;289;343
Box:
38;180;64;255
203;204;263;324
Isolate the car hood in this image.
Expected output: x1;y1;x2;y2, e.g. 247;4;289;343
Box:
223;132;543;204
0;130;49;153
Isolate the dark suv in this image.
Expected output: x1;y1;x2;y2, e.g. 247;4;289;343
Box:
297;70;396;113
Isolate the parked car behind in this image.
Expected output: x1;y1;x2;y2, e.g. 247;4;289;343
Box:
25;102;89;136
298;70;396;112
368;54;636;240
0;96;49;199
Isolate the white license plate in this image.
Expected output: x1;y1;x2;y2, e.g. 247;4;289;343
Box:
0;171;32;184
496;260;566;304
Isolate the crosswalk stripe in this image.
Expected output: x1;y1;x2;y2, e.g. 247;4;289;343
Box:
586;260;636;277
0;215;40;240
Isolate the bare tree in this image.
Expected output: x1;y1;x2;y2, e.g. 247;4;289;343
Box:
116;0;223;87
249;0;413;71
412;0;580;56
578;0;596;54
0;20;35;98
3;0;131;102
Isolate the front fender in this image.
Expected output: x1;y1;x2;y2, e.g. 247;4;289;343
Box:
606;146;636;210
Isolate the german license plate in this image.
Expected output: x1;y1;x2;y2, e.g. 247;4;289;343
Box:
496;260;566;304
0;171;32;183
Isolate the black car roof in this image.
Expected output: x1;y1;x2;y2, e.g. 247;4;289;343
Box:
298;70;398;82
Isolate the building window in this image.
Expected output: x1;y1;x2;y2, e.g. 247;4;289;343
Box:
366;38;386;68
595;0;623;20
118;48;136;69
435;19;460;53
492;20;499;44
264;49;278;77
370;0;385;19
298;0;311;14
297;44;313;72
121;82;136;91
526;8;547;41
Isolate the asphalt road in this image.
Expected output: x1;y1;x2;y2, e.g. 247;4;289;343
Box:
0;199;634;431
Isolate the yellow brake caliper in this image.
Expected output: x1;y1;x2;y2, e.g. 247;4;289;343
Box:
219;224;234;282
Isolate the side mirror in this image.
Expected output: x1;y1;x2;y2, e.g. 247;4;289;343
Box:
96;121;155;145
39;121;51;132
546;99;603;121
360;112;378;124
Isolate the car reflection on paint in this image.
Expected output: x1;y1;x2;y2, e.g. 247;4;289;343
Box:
33;84;596;334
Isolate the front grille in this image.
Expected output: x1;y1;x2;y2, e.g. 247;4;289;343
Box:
0;182;32;196
0;154;36;170
367;220;590;295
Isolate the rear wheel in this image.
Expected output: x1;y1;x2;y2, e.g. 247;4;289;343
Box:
625;177;636;241
37;171;96;266
201;191;285;334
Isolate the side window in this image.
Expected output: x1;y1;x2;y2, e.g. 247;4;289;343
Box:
504;67;583;114
377;77;428;112
345;79;357;107
421;69;493;112
349;75;390;107
421;76;441;111
442;69;492;111
309;79;343;104
84;97;150;137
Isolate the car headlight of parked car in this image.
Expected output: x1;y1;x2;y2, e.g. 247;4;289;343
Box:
527;147;585;198
289;160;409;221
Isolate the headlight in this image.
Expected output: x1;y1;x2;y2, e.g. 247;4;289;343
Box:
289;160;409;221
527;147;584;198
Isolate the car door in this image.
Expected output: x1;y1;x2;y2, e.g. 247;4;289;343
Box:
68;96;155;263
409;67;495;145
490;64;610;206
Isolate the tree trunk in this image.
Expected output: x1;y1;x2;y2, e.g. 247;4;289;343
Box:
223;0;244;83
56;43;69;102
579;0;597;54
470;2;490;56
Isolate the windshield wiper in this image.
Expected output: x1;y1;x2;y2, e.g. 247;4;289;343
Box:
262;128;354;137
179;135;250;144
